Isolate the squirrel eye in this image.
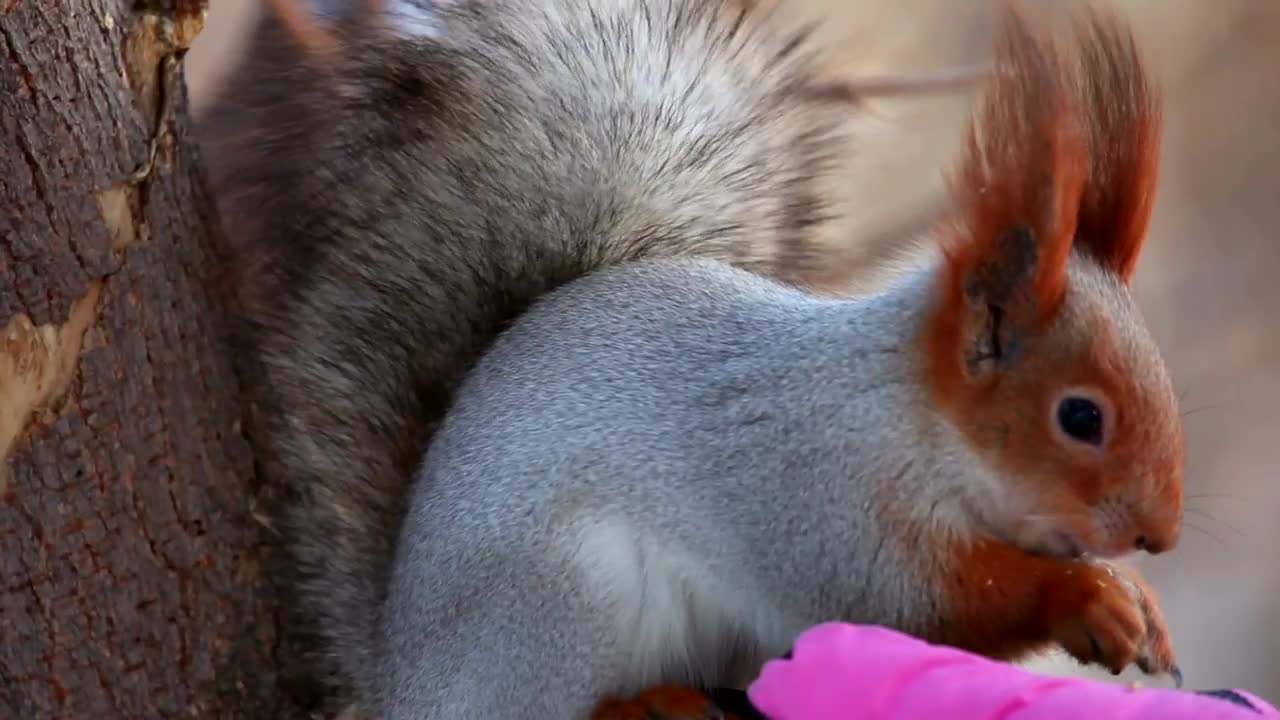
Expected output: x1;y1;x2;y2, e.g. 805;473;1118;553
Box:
1056;396;1104;446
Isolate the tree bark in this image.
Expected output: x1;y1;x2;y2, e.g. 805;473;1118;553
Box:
1;2;294;717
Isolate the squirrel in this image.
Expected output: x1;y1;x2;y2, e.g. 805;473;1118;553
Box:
198;1;1183;718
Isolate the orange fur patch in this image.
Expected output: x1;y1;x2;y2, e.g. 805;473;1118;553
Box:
926;538;1168;672
923;537;1074;659
592;685;727;720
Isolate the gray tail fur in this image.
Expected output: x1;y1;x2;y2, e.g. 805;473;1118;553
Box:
198;0;850;706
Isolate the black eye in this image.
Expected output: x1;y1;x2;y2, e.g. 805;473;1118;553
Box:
1057;397;1104;446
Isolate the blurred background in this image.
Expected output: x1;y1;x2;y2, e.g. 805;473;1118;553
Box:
186;0;1279;702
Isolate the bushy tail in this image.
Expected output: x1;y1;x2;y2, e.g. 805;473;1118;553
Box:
200;0;987;708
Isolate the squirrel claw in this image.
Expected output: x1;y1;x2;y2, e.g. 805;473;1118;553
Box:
1138;656;1184;688
1050;561;1177;678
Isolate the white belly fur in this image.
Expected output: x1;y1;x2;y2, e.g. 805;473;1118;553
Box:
564;514;799;691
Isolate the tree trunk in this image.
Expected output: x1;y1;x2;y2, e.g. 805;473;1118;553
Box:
1;2;294;717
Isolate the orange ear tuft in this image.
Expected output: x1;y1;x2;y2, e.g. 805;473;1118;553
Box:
924;5;1088;406
1072;9;1162;283
939;3;1087;322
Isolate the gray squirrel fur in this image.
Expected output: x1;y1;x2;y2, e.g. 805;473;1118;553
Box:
383;250;1160;718
384;257;942;717
200;0;1184;717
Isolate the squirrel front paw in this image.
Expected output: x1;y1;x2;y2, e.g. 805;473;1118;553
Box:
1048;561;1178;680
592;685;743;720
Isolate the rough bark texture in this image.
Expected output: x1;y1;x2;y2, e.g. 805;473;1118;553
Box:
0;1;296;717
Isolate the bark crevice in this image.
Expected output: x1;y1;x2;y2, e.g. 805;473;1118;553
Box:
1;2;299;717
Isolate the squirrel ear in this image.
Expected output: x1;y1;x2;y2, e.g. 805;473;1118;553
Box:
1072;9;1162;284
926;5;1086;389
948;224;1050;377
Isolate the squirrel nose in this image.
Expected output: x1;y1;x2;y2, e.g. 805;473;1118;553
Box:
1134;527;1178;555
1131;503;1182;555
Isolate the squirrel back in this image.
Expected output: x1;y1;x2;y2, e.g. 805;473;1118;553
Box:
200;0;959;703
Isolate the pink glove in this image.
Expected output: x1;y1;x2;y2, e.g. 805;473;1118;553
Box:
746;623;1278;720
